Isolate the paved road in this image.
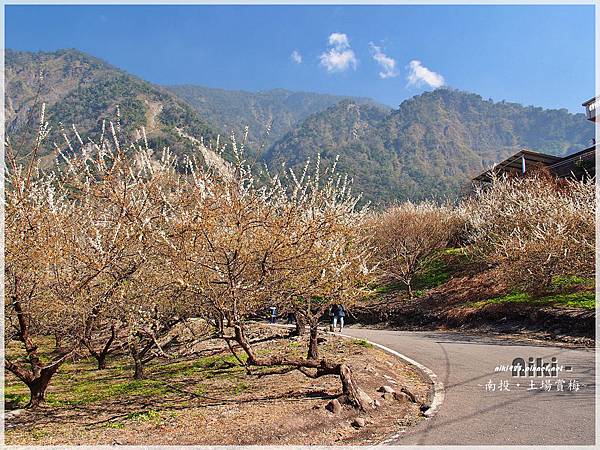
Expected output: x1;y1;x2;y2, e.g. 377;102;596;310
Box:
342;328;595;445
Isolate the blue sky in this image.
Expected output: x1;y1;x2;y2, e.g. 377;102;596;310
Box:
5;5;595;112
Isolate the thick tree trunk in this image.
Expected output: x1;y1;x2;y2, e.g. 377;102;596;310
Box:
88;324;116;370
54;333;63;350
338;364;366;409
97;353;107;370
7;297;72;409
6;357;66;409
307;322;319;360
129;340;145;380
88;348;109;370
295;314;306;336
26;368;56;408
133;358;144;380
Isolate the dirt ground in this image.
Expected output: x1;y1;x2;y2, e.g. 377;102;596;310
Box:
4;323;431;445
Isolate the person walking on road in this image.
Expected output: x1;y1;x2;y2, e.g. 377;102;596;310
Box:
328;305;335;331
269;306;277;324
332;304;345;332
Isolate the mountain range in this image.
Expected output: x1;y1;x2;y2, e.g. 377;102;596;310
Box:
5;49;217;162
266;91;594;203
166;85;382;152
5;48;594;204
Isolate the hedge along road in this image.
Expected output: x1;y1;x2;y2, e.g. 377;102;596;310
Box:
342;328;595;445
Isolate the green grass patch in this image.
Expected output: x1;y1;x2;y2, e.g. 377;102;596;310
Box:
232;382;249;394
4;393;28;408
464;291;595;310
104;421;125;429
368;247;471;298
441;247;469;257
125;409;161;422
15;377;173;407
151;354;245;378
30;429;50;440
414;258;450;290
352;339;373;349
4;383;29;399
551;275;594;290
69;379;170;405
5;329;370;419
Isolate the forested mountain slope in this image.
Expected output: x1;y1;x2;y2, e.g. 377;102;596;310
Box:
265;89;593;204
167;84;385;152
5;49;592;204
5;49;218;161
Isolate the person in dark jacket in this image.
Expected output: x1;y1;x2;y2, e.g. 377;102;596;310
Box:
332;304;345;332
286;311;295;324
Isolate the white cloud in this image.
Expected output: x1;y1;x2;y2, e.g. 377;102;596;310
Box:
369;43;398;79
290;50;302;64
320;49;358;73
320;32;358;73
406;60;445;89
328;32;350;49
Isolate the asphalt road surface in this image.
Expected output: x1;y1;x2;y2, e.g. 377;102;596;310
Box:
342;328;595;445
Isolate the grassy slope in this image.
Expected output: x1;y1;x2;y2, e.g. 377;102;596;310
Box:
368;248;595;311
464;291;595;310
4;329;381;412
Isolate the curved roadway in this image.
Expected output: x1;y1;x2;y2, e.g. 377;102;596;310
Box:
342;328;595;445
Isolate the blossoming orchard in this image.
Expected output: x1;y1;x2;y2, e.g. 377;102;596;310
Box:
5;109;379;409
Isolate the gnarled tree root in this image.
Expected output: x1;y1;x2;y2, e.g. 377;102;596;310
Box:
229;324;371;411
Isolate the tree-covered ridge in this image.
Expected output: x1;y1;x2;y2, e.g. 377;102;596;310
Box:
266;89;594;205
5;49;218;160
265;100;396;203
167;84;386;154
5;49;594;204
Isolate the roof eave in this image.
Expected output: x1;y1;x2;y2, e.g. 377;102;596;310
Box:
582;96;597;107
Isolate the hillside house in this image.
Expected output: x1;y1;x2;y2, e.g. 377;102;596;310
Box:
583;96;597;122
473;96;597;183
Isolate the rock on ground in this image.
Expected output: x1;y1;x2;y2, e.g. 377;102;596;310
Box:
382;392;395;401
393;392;412;403
325;399;342;414
356;388;375;408
352;418;366;428
377;385;395;393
